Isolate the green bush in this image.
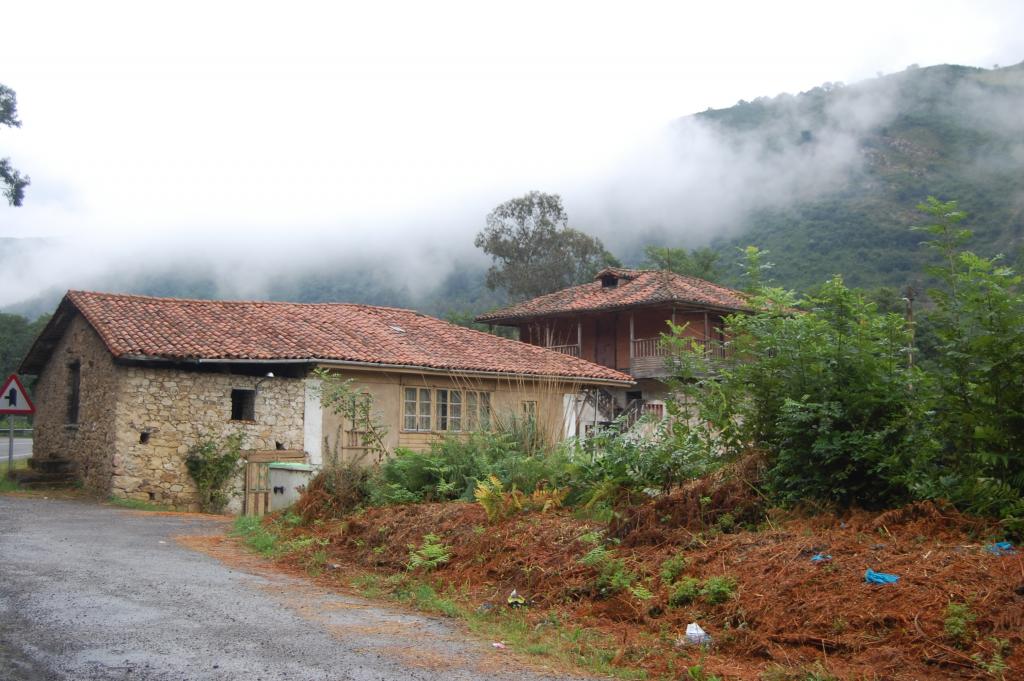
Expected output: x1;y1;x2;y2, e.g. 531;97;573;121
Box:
668;577;701;607
944;601;976;646
185;433;243;513
699;576;737;605
659;553;688;584
370;428;572;505
578;544;636;596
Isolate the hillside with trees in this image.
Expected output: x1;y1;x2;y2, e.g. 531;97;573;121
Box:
698;62;1024;290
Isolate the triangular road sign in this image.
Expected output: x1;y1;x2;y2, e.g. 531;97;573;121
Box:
0;374;35;415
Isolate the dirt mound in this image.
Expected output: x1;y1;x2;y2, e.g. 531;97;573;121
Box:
611;452;768;546
268;493;1023;680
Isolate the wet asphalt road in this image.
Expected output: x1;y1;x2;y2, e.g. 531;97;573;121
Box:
0;496;578;681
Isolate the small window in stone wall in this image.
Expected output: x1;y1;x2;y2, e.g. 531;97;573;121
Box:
66;360;81;425
231;389;256;421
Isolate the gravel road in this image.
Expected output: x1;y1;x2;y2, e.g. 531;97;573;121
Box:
0;495;579;681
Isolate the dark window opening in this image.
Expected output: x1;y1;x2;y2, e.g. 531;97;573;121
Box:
231;389;256;421
275;441;285;450
66;361;81;425
625;390;643;403
147;491;156;501
139;432;150;444
600;274;618;288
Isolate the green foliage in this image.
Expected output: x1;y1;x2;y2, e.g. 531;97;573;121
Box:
573;410;722;505
910;198;1024;523
705;65;1024;293
370;427;571;505
699;576;737;605
659;553;688;585
232;515;281;557
0;312;49;383
474;474;521;522
944;601;976;646
972;638;1009;676
667;577;701;607
666;263;924;509
475;191;619;300
686;664;723;681
578;544;637;596
185;433;243;513
1;83;30;206
642;245;720;281
473;474;566;523
406;533;451;572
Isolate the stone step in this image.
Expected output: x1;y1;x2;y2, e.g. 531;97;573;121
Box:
28;457;75;474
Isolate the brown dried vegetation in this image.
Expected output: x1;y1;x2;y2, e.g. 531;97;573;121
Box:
266;468;1023;680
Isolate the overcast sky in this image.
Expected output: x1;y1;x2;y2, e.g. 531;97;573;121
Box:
1;0;1023;302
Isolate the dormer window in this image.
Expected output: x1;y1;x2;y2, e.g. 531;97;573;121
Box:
600;274;618;288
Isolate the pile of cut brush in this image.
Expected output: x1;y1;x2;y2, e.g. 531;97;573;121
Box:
264;462;1022;680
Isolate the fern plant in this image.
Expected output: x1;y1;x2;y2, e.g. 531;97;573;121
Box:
406;533;451;571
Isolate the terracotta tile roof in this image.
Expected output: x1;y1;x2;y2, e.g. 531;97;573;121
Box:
21;291;632;384
476;268;751;323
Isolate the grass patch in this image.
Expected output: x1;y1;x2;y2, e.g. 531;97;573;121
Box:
232;515;284;557
0;476;21;493
107;496;174;512
0;459;29;492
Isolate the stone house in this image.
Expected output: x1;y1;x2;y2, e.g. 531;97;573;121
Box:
20;291;632;512
476;268;750;427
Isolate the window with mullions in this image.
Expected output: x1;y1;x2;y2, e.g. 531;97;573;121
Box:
403;388;432;431
465;391;491;431
437;389;462;431
403;388;492;432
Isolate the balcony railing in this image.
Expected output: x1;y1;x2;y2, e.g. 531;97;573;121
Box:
630;336;728;378
546;343;581;358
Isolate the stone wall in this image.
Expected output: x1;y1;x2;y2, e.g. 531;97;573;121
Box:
113;368;306;510
31;314;119;495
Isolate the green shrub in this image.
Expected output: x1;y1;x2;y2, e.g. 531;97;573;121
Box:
406;533;451;572
578;545;636;596
186;433;243;513
700;576;737;604
944;601;976;646
659;552;688;584
668;577;701;607
373;429;572;505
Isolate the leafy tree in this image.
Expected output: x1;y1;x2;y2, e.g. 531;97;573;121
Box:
474;191;618;300
912;197;1024;521
664;252;924;508
1;84;30;206
641;245;720;281
0;313;49;380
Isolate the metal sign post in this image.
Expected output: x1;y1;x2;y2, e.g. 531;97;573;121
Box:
7;414;12;475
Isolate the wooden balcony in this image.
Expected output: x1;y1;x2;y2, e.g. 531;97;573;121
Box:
546;343;581;358
630;336;727;378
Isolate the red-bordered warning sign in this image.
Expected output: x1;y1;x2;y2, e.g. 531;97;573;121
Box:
0;374;35;415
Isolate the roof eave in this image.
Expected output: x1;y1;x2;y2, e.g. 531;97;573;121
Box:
116;355;634;387
476;299;751;325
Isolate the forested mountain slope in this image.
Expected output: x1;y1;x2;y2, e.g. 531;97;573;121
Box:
699;62;1024;289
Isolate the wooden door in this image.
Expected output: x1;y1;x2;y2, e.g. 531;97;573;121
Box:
244;461;271;516
595;315;616;368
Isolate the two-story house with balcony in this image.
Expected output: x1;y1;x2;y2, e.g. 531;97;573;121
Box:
475;268;751;432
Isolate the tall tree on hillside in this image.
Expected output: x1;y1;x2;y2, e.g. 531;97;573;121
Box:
642;245;720;281
1;84;30;206
475;191;618;300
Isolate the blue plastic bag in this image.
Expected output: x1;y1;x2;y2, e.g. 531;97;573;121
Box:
865;568;899;584
986;541;1015;556
810;553;832;563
